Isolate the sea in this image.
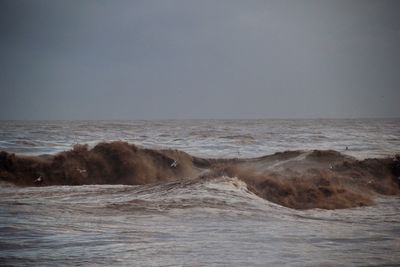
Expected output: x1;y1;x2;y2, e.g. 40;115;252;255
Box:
1;119;400;266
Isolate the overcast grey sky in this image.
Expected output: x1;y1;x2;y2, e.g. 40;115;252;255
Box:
0;0;399;119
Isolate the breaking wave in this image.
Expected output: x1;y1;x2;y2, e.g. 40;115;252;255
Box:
1;141;399;210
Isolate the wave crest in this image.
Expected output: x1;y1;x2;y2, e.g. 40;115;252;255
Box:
1;142;399;210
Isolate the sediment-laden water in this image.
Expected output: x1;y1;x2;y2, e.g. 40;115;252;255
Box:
1;119;399;266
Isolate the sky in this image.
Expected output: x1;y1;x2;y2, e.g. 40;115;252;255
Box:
0;0;399;120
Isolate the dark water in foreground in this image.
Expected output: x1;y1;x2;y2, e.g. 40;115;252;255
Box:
1;119;400;266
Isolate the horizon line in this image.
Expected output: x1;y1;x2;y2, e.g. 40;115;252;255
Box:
1;116;399;122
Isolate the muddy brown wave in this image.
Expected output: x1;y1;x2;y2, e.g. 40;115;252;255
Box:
1;142;399;210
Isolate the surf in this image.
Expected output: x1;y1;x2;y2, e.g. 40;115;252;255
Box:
1;141;399;210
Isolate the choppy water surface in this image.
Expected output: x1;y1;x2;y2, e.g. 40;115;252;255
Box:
1;119;400;266
1;119;399;159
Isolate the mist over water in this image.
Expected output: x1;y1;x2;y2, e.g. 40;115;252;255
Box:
1;119;400;266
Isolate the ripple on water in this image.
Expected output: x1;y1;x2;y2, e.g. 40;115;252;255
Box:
1;180;400;266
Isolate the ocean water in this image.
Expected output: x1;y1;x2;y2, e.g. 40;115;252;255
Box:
1;119;399;159
1;119;400;266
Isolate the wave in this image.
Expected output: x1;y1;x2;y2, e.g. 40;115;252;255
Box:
1;141;399;210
